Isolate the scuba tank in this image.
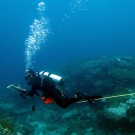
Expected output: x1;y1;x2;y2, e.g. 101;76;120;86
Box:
39;71;67;86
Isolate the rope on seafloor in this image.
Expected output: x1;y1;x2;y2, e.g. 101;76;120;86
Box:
77;92;135;103
95;92;135;100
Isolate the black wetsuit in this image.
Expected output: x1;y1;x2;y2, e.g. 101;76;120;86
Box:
27;75;80;109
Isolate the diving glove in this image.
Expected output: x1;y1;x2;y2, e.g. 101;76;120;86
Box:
20;89;27;99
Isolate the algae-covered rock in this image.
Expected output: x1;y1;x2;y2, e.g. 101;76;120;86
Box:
60;56;135;94
0;119;14;134
126;105;135;116
108;68;135;80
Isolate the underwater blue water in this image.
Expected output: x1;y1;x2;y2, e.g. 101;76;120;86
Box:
0;0;135;89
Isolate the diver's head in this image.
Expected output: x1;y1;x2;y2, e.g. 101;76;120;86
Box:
25;69;35;85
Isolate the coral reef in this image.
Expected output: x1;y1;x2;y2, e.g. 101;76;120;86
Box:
0;119;13;135
60;56;135;95
60;56;135;134
1;56;135;134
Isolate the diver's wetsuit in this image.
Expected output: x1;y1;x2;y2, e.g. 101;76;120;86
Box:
27;75;80;109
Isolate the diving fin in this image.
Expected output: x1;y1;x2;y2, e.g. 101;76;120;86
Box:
87;96;104;109
76;92;104;109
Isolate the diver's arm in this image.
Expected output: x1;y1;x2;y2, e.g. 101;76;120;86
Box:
26;76;41;97
20;88;40;98
26;86;37;97
20;89;27;99
20;86;36;98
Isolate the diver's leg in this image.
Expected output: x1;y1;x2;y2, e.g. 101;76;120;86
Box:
75;92;103;109
52;88;83;109
52;87;68;108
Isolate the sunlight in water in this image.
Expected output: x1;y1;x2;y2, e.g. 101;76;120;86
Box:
25;2;50;69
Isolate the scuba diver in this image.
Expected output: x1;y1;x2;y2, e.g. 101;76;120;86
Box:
20;69;103;109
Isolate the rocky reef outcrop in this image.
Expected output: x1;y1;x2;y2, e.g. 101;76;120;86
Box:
1;56;135;135
0;119;14;135
60;56;135;95
60;56;135;134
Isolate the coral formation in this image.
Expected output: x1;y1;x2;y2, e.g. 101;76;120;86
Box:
60;56;135;134
0;119;13;135
60;56;135;95
1;56;135;134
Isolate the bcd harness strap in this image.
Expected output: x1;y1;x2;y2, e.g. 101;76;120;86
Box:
40;71;52;86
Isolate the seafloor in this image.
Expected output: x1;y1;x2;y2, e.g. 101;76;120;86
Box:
1;56;135;135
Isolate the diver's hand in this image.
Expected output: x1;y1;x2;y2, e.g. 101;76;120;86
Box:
20;89;27;99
